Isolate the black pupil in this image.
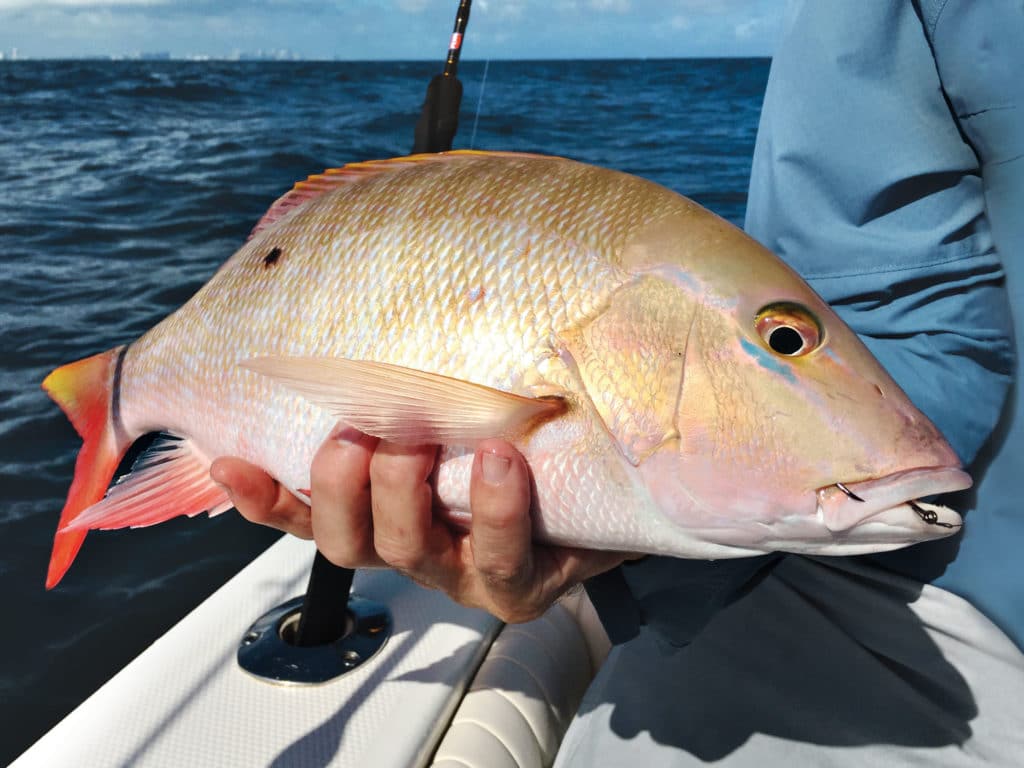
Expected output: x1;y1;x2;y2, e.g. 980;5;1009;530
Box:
769;326;804;355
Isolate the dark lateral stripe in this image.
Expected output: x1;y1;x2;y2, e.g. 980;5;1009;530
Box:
111;344;130;448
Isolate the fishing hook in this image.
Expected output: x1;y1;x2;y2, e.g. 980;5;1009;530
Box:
835;482;865;502
908;500;958;529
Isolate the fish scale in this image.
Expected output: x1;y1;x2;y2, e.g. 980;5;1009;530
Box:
120;155;649;496
42;151;971;588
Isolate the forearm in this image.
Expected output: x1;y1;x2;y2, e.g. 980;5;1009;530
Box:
808;261;1013;467
925;0;1023;447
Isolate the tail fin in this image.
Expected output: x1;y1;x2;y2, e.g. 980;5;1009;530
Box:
41;346;131;589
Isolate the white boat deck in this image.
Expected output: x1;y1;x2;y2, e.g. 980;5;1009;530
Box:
13;536;502;767
14;535;607;768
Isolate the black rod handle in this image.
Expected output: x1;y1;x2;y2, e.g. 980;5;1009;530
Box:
412;0;472;154
294;550;354;647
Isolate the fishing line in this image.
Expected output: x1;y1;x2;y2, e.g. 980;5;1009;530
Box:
470;59;489;149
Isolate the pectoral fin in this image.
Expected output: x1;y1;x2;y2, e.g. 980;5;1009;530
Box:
242;356;565;444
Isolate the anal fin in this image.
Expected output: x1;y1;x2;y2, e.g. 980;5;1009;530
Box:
60;434;232;533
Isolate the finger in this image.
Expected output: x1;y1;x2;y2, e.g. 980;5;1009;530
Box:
541;547;630;594
210;456;312;538
310;426;383;567
469;439;534;590
480;546;627;624
369;441;440;577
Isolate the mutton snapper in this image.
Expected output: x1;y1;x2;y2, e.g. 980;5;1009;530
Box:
42;151;970;588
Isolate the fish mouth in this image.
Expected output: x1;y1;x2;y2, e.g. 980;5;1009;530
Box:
816;466;972;538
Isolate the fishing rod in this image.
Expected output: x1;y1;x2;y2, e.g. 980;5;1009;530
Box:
292;0;473;650
413;0;471;153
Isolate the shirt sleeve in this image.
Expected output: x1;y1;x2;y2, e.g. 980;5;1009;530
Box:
924;0;1024;296
915;0;1024;647
744;1;1015;468
587;1;1022;646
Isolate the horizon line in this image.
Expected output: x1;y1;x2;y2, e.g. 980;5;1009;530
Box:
0;53;773;62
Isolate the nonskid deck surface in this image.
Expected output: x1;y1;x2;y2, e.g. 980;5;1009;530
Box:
14;535;607;768
13;537;502;768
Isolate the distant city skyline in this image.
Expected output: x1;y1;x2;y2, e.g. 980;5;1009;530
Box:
0;47;315;62
0;1;792;61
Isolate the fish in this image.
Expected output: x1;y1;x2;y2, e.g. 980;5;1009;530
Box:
41;150;971;589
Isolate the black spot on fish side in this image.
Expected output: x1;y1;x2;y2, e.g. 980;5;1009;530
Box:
263;247;282;268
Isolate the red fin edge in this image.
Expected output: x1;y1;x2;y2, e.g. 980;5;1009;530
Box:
246;150;553;241
59;436;232;533
41;346;129;589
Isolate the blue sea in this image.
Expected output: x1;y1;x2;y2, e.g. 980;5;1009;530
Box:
0;57;768;762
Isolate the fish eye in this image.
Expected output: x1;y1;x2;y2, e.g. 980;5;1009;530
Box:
755;303;822;357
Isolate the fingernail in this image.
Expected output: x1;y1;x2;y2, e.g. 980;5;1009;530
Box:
481;451;511;485
330;425;364;446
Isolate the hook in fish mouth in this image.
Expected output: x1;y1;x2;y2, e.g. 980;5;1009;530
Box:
820;467;970;535
907;499;959;529
835;482;864;502
833;482;960;529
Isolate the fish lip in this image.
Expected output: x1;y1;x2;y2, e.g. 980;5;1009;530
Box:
817;466;972;534
836;465;973;500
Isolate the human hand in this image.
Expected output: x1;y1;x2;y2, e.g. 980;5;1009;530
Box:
210;429;629;623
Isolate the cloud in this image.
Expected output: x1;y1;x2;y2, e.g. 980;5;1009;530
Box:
0;0;165;7
0;0;358;10
0;0;789;59
479;0;525;20
734;13;773;41
589;0;630;11
734;18;759;39
674;0;727;11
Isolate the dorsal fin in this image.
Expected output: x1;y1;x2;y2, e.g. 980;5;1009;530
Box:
247;150;551;240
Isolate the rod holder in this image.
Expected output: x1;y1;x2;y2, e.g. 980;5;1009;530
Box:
237;592;391;685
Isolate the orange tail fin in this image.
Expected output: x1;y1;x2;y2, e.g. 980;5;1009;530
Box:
42;346;131;589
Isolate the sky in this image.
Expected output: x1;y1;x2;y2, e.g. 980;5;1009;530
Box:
0;0;793;60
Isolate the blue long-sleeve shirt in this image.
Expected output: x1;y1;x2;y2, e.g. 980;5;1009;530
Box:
914;0;1023;645
745;0;1021;645
746;0;1015;466
587;0;1023;650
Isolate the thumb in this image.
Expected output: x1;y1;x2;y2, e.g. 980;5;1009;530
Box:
210;456;312;538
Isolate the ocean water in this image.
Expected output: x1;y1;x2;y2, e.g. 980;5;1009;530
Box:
0;57;768;762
